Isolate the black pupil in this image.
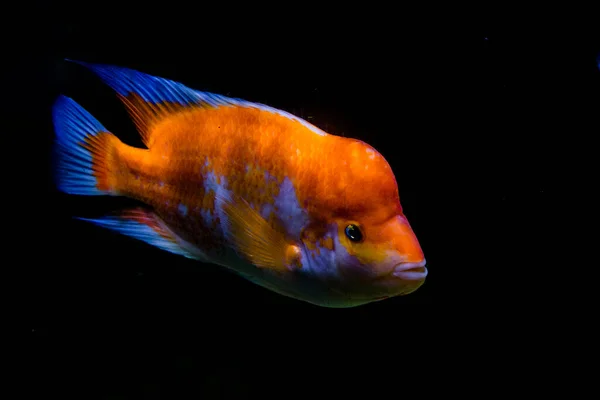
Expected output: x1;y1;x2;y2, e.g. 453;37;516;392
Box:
345;224;363;242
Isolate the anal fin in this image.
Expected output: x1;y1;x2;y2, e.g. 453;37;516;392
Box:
79;208;207;261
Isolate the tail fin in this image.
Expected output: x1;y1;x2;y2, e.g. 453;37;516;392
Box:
52;96;120;195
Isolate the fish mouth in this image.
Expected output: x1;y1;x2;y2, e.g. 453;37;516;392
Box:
392;259;428;281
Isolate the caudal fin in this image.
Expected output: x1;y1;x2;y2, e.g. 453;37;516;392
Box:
52;96;120;195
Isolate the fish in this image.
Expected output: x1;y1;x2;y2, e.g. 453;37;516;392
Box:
52;60;427;308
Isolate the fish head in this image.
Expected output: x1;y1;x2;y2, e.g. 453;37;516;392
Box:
328;212;427;302
307;139;427;304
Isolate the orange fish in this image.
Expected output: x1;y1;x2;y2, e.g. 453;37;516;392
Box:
53;61;427;307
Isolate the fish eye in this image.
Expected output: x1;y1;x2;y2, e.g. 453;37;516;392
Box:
344;224;363;242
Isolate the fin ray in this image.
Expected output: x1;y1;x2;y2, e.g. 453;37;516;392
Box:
53;95;119;195
79;208;207;261
218;194;301;272
68;60;328;148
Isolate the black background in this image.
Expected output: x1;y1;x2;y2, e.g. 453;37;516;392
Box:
22;3;598;398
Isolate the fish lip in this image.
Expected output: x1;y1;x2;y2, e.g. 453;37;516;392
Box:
392;259;428;281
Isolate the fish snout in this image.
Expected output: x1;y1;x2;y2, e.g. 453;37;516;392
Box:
392;259;428;281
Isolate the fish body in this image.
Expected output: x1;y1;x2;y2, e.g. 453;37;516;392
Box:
53;61;427;307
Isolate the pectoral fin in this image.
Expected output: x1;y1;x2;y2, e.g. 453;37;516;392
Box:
220;196;302;272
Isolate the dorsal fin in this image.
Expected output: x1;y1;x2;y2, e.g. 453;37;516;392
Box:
68;60;236;147
68;60;328;147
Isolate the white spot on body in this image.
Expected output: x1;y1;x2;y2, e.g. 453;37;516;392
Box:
273;177;309;238
308;242;337;278
203;169;231;238
366;148;376;160
264;170;276;183
203;169;223;194
178;203;188;216
259;170;278;220
200;208;214;226
261;203;274;220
